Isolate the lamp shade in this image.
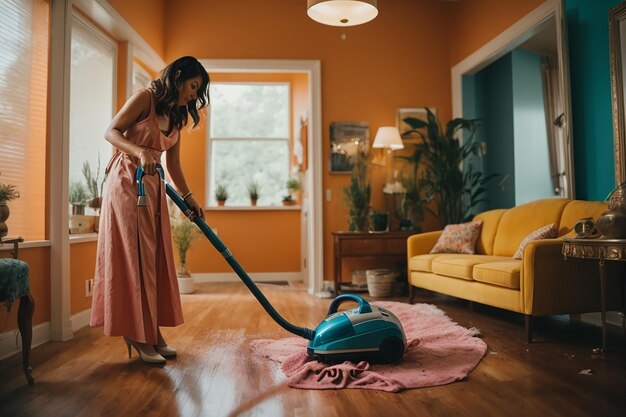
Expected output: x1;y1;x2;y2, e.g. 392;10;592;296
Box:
307;0;378;27
372;127;404;150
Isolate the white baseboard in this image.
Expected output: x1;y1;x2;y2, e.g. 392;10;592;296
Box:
71;308;92;333
193;271;304;283
0;321;51;360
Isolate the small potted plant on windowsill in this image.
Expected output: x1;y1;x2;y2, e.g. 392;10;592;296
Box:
286;178;301;204
247;181;260;206
215;184;228;207
0;173;20;238
69;181;91;233
282;195;296;206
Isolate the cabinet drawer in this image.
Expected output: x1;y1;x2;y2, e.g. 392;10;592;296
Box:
386;238;408;255
342;239;384;255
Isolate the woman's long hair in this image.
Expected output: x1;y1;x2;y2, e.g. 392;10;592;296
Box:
151;56;210;134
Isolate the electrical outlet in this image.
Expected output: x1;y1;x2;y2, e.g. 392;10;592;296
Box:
85;278;94;297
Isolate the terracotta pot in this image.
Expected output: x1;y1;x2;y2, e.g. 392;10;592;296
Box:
251;199;257;206
217;200;226;207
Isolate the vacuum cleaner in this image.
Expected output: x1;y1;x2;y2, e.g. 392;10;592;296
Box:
136;165;406;364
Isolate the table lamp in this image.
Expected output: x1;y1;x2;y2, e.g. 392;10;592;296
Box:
372;127;404;184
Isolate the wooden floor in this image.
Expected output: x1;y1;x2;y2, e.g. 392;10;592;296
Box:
1;282;626;417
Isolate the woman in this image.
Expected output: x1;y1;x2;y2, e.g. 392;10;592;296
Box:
90;56;209;364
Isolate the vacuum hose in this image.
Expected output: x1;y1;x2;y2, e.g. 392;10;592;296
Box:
136;165;315;341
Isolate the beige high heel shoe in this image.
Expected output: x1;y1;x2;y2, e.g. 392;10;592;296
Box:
124;336;166;364
155;329;177;358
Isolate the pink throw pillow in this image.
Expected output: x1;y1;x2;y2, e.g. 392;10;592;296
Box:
430;221;483;254
513;223;558;260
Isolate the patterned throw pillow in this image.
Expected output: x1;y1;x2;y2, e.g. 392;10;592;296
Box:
513;223;558;260
430;221;483;254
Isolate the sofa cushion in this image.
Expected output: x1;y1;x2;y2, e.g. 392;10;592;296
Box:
492;198;570;257
513;223;558;260
473;261;521;289
430;221;483;254
431;255;512;280
472;209;506;255
408;254;445;272
558;200;608;236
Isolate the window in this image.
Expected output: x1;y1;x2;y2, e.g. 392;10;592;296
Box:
69;15;116;217
0;0;49;240
207;83;290;206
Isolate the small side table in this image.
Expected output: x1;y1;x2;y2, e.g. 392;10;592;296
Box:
0;236;35;385
332;231;414;295
562;237;626;353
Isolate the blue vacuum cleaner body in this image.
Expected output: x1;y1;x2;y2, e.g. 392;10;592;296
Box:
137;166;406;364
308;294;406;363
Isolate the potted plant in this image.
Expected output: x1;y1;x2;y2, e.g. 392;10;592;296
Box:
286;178;301;203
171;216;201;294
82;155;104;212
215;184;228;206
369;211;389;232
247;181;260;206
69;181;88;216
400;107;497;225
341;150;371;231
0;173;20;238
282;194;296;206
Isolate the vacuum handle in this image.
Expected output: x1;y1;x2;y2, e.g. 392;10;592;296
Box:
135;164;315;341
327;294;372;316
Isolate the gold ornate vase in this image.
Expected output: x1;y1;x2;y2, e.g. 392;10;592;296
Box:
597;182;626;239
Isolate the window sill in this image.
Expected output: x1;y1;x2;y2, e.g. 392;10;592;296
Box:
69;233;98;243
206;205;301;211
0;239;51;251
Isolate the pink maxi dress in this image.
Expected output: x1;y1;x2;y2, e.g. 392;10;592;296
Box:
90;89;184;344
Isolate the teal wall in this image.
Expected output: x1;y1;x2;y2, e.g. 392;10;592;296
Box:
511;49;554;204
463;54;516;211
566;0;623;200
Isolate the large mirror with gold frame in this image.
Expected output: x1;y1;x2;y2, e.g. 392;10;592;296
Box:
610;2;626;186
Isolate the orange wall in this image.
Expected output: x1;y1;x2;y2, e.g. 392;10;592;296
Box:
184;209;301;273
107;0;166;57
0;247;51;328
69;241;97;314
163;0;456;282
448;0;546;66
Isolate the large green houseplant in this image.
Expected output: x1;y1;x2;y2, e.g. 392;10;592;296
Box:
341;150;371;231
400;107;497;225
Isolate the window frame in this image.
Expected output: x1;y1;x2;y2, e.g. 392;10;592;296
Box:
205;81;292;207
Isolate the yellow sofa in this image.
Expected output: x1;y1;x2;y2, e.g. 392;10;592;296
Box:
407;198;624;341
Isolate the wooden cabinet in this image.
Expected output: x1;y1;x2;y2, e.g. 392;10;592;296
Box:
332;231;415;294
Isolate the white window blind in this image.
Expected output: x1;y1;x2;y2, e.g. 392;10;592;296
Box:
0;0;49;240
69;15;116;217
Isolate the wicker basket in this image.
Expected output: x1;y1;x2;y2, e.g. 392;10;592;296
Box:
366;269;396;297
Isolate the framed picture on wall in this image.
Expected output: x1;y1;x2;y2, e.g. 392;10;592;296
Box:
330;122;369;173
396;108;436;141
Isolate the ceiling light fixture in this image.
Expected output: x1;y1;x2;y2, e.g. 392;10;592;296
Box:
307;0;378;27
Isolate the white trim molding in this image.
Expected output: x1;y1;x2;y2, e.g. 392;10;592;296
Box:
49;0;74;342
200;59;324;295
0;322;51;361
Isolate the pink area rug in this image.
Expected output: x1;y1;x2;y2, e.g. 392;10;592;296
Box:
250;302;487;392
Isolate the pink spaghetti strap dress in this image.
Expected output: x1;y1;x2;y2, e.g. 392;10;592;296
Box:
90;89;184;344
